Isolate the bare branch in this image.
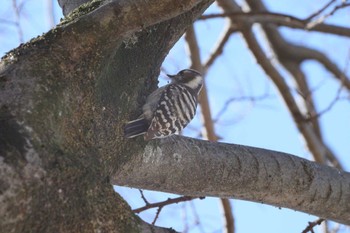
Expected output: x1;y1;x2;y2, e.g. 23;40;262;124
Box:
199;12;350;37
152;206;162;225
302;218;325;233
282;62;323;139
185;25;218;140
303;49;350;91
203;22;235;71
242;0;350;90
306;2;350;29
221;199;235;233
243;0;345;169
304;0;337;21
138;189;150;205
185;25;233;233
214;93;274;123
245;29;342;165
11;0;24;43
112;135;350;225
307;85;343;120
133;196;197;213
0;18;18;26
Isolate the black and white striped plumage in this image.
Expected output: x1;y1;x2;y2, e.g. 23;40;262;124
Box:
124;69;203;140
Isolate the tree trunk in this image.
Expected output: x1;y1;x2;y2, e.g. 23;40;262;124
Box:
0;0;212;232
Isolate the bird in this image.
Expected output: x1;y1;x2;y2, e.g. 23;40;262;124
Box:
124;69;203;140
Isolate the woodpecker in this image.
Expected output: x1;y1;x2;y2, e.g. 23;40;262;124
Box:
124;69;203;140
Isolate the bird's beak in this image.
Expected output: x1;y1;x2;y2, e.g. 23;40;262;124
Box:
167;74;176;79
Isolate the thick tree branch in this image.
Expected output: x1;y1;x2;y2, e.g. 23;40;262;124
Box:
112;135;350;225
3;0;207;65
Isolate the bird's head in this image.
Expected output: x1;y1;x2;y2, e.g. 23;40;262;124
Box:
167;69;203;94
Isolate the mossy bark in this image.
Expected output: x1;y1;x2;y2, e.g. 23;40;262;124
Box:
0;0;213;232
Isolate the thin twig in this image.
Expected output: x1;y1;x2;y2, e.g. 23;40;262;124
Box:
301;218;325;233
12;0;24;43
306;85;344;121
189;200;206;233
152;206;162;225
306;2;350;29
133;196;196;213
200;12;302;22
214;94;274;123
138;189;150;205
304;0;337;21
0;18;18;26
199;12;350;37
203;23;235;71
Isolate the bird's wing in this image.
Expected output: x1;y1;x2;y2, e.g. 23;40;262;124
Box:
142;86;167;120
144;84;197;140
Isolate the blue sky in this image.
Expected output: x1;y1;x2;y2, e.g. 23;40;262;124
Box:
1;0;349;232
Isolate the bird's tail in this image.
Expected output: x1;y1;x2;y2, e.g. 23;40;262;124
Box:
124;117;149;138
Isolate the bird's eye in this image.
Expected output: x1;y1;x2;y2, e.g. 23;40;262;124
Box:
182;70;190;76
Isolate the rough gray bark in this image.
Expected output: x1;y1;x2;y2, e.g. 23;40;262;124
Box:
113;136;350;225
0;0;212;232
1;0;349;231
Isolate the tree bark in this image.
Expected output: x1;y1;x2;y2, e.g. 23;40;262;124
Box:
0;0;212;232
1;0;349;231
113;136;350;225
